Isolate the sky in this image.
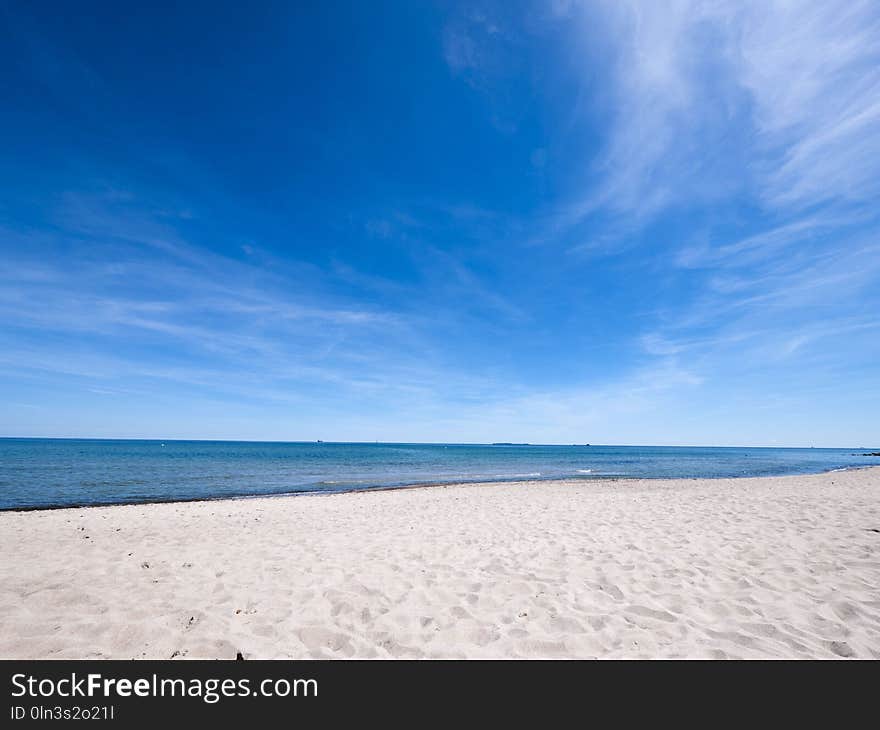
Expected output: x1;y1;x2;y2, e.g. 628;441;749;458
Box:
1;0;879;446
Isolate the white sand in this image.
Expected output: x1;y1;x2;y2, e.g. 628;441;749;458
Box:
1;467;879;659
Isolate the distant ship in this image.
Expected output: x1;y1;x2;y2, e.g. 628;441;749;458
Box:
491;442;530;446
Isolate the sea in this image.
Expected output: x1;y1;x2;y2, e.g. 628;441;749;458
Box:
0;438;876;511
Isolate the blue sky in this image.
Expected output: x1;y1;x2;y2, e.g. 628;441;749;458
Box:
2;0;879;446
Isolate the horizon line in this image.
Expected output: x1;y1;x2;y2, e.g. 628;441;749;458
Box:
0;436;876;450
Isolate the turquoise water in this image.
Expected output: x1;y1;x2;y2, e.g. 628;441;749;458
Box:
0;438;875;510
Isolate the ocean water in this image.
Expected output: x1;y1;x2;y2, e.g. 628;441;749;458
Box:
0;438;876;511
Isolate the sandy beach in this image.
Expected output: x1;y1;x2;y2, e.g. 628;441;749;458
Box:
1;467;879;659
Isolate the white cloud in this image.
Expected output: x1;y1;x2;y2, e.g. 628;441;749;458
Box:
735;0;880;208
557;0;880;220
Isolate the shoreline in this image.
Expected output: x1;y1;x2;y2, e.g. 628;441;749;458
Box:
2;466;879;658
3;463;877;514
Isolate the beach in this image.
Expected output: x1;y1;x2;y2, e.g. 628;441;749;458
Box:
1;466;878;659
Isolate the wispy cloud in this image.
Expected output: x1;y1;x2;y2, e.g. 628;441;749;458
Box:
526;0;880;425
442;7;505;81
1;187;539;431
550;0;880;224
735;0;880;209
